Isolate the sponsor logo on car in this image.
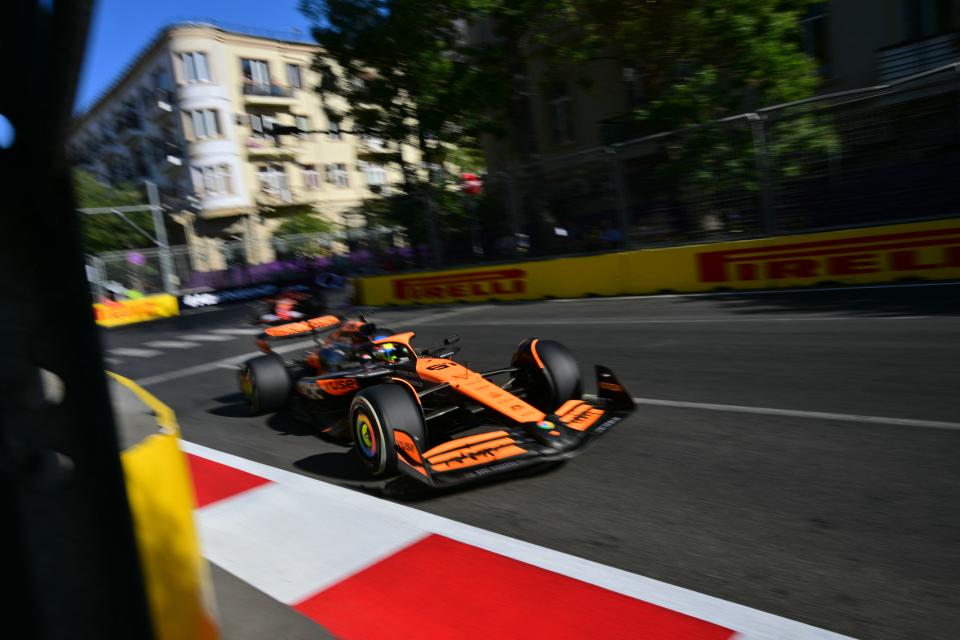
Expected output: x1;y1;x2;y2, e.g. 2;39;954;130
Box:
392;269;527;300
697;227;960;283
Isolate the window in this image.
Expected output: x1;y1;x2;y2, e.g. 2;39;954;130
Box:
359;161;387;187
548;85;575;144
360;134;384;150
295;115;310;136
242;59;271;86
327;116;342;140
287;64;302;89
184;109;220;140
903;0;952;40
192;164;233;197
258;164;290;199
326;163;349;187
179;52;210;83
249;113;278;142
302;164;319;189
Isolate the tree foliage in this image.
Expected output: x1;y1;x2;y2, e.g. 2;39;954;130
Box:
275;212;334;236
73;169;153;254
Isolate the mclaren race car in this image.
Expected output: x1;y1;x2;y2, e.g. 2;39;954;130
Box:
238;314;635;487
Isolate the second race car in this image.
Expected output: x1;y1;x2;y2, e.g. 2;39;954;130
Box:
238;314;635;488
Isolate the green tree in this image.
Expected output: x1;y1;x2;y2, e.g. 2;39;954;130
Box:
300;0;515;261
275;212;334;236
519;0;838;229
73;169;154;254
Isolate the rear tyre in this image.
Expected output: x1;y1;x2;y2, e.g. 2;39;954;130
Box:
511;338;582;412
350;384;426;477
239;355;291;415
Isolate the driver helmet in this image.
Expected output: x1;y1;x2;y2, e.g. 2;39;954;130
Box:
374;342;403;365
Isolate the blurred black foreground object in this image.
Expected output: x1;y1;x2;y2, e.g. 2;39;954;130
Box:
0;1;154;638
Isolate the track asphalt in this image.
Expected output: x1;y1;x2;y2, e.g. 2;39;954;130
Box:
103;284;960;640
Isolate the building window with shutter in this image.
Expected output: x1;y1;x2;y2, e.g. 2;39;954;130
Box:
327;116;342;141
183;109;221;141
287;64;302;89
303;164;320;189
179;52;210;83
326;163;349;187
359;161;387;187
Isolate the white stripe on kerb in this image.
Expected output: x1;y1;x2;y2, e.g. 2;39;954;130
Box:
182;441;855;639
194;482;427;604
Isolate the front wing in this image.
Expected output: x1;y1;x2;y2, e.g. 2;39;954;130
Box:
392;366;635;488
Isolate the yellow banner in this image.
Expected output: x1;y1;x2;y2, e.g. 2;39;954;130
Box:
357;218;960;305
94;294;179;327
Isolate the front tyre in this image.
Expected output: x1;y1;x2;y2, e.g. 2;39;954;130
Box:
239;354;291;415
511;338;582;412
350;384;426;477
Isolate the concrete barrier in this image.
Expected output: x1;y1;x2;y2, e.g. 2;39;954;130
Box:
109;372;219;640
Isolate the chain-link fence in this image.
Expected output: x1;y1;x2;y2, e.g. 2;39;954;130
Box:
86;227;412;298
480;62;960;258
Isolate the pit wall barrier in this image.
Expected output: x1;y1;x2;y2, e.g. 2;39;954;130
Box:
109;372;220;640
356;218;960;306
94;294;180;327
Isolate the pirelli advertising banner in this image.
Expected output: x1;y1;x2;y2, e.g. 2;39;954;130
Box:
94;294;180;327
357;219;960;305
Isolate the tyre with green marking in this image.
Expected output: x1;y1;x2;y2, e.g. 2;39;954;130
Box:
350;384;426;477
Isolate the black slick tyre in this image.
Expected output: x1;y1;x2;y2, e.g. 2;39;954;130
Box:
350;384;426;477
512;338;582;412
239;354;291;415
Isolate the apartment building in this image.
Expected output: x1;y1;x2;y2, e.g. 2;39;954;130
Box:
70;22;414;266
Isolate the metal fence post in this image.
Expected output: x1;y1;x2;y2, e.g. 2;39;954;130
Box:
146;180;176;294
499;171;522;239
746;113;777;235
606;147;632;248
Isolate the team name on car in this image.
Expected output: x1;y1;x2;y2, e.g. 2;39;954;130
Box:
697;227;960;283
392;269;527;300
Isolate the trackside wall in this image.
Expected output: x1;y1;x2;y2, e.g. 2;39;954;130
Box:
356;219;960;305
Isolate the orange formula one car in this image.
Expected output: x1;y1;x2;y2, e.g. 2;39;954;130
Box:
238;314;635;488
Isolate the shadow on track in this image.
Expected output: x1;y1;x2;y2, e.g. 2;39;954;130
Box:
293;451;373;483
377;461;567;502
680;282;960;317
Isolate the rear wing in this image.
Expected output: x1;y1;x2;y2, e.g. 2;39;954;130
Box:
256;314;342;352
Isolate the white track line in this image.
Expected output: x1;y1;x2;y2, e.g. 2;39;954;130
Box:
108;347;163;358
629;397;960;431
181;334;236;342
144;340;200;349
211;328;264;335
546;281;960;303
182;441;855;640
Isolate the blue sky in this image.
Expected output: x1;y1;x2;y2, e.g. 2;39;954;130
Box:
76;0;316;111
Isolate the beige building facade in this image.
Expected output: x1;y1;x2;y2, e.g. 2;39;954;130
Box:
70;23;413;264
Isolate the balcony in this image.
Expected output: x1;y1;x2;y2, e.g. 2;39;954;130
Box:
148;89;175;120
255;186;311;210
877;33;959;82
242;82;296;105
245;137;298;158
